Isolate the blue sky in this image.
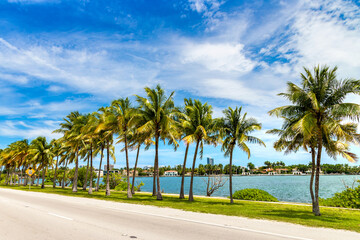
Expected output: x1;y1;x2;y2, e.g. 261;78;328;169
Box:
1;0;360;169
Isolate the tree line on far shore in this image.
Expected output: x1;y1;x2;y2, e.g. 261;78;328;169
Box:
1;65;360;216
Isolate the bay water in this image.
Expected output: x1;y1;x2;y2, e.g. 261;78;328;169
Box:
129;175;359;203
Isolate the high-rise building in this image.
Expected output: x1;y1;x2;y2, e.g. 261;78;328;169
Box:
207;157;214;166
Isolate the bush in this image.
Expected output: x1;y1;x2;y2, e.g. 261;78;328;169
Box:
320;181;360;209
233;188;278;202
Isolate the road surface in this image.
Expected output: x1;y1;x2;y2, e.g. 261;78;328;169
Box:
0;188;359;240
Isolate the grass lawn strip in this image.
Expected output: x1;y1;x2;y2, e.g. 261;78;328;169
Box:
1;185;360;233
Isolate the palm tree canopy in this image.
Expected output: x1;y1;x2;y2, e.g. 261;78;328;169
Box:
268;65;360;162
218;106;265;158
135;84;179;147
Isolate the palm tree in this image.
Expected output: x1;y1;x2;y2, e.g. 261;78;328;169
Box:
176;99;194;199
217;107;265;203
135;85;179;200
54;112;87;192
51;139;61;188
108;98;135;198
268;117;358;212
181;99;215;202
269;65;360;215
96;107;116;196
82;112;101;194
29;137;54;189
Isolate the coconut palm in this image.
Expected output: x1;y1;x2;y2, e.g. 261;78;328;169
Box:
268;117;359;212
135;85;179;200
269;65;360;215
54;112;87;192
107;98;135;198
96;107;116;196
29;137;54;189
217;107;265;203
81;112;101;194
51;139;61;188
182;99;215;202
176;99;194;199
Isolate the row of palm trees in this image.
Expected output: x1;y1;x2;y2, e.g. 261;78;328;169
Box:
1;65;359;216
0;85;265;203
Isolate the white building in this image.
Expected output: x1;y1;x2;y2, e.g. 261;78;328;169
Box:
164;170;178;176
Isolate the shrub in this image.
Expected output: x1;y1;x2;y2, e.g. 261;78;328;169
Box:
233;188;278;202
320;181;360;209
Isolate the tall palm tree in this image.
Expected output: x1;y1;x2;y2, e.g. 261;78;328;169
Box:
108;98;135;198
96;107;116;196
51;139;61;188
29;137;54;189
181;99;215;202
135;85;179;200
217;107;265;203
54;112;87;192
268;117;358;212
176;99;194;199
81;112;101;194
269;65;360;216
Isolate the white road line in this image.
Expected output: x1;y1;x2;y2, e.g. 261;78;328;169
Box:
106;207;312;240
48;212;73;221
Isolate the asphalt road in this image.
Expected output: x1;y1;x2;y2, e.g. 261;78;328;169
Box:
0;188;359;240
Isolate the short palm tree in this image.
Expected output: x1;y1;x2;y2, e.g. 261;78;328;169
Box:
269;65;360;215
217;107;265;203
135;85;179;200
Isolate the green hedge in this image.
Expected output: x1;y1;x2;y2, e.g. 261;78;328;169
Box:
320;181;360;209
233;188;278;202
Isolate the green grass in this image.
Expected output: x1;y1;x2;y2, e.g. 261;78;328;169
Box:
1;184;360;233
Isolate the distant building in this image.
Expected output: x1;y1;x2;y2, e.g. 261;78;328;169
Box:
207;157;214;166
95;169;103;177
104;164;114;171
143;165;152;170
164;170;178;176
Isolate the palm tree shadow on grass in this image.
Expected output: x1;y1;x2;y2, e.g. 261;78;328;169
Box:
261;209;350;223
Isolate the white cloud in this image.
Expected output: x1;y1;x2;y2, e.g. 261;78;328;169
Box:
0;120;61;140
182;43;256;72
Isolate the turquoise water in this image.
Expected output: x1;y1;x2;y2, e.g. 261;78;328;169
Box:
129;175;359;203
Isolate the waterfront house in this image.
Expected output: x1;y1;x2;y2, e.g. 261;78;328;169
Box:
164;170;178;176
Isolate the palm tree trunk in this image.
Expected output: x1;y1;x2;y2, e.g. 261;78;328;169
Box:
152;167;156;196
189;140;200;202
53;156;59;188
310;147;316;213
36;172;40;186
95;146;104;192
105;141;110;196
62;159;68;188
313;136;323;216
72;148;79;192
23;166;28;186
124;134;132;198
5;168;10;185
131;145;140;195
229;146;234;204
179;143;189;199
9;168;13;185
155;133;162;200
83;155;90;190
88;145;93;194
41;167;46;189
19;168;24;186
